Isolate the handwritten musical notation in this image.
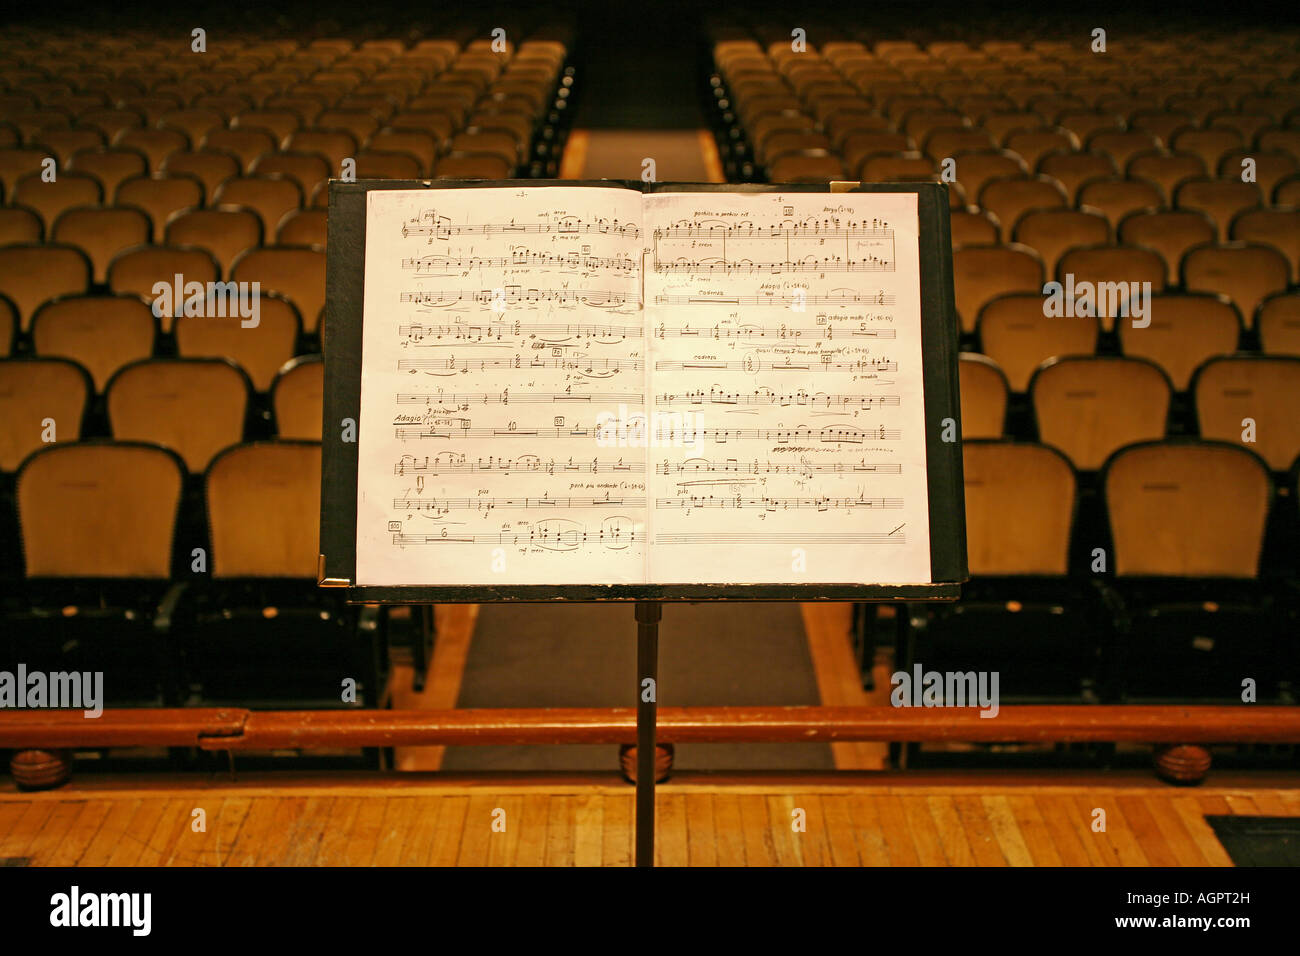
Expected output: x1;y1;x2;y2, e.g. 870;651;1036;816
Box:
393;423;902;443
394;454;645;476
393;495;642;512
357;186;933;587
657;495;904;511
654;291;895;307
653;255;893;274
655;458;903;476
654;358;898;373
398;356;642;374
393;517;642;551
652;219;893;239
401;288;641;309
654;323;896;341
395;391;644;407
399;321;644;345
403;251;639;274
403;210;641;240
655;389;900;409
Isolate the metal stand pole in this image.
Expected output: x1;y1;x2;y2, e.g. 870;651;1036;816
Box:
635;599;661;867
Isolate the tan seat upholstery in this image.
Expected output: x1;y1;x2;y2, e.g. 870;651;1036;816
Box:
952;244;1044;333
1193;356;1300;471
1181;242;1290;326
17;441;183;577
1118;293;1241;390
205;441;321;578
0;357;92;471
164;207;262;276
957;353;1008;438
107;245;220;333
31;294;157;392
272;356;324;439
1031;356;1171;469
116;173;205;242
1105;442;1268;577
963;440;1075;575
160;150;238;201
174;291;301;391
0;244;91;331
1257;292;1300;356
978;293;1099;391
213;175;303;238
231;246;326;334
51;206;151;283
1013;208;1110;277
107;358;250;472
1118;209;1216;285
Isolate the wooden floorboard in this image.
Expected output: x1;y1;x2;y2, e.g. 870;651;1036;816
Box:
4;773;1297;866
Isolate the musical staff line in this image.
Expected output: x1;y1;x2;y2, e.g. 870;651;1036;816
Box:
652;221;893;239
394;454;645;476
653;256;893;274
656;495;903;510
398;357;641;373
394;496;644;511
654;292;895;307
394;424;901;442
395;391;644;406
399;321;644;343
403;212;641;239
401;288;640;308
655;323;897;341
655;390;899;409
654;358;898;373
403;252;639;273
655;459;903;476
393;517;641;551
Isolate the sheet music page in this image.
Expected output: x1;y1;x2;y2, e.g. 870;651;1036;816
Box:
355;185;649;586
642;189;933;585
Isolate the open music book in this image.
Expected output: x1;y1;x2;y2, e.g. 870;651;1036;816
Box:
354;183;934;587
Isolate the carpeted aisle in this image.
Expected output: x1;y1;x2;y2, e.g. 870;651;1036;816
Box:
440;602;834;772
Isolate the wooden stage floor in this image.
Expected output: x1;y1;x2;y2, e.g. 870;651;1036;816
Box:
3;771;1298;866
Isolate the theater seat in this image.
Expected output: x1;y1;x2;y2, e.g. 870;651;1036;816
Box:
1031;355;1172;471
952;244;1044;333
1181;242;1290;327
0;244;91;332
957;353;1008;438
115;173;205;243
1118;293;1242;391
1192;355;1300;473
0;357;92;473
977;293;1099;392
1101;440;1280;700
6;440;188;704
271;355;324;439
1258;292;1300;356
174;290;302;392
106;358;251;473
185;440;384;706
904;440;1099;701
231;246;326;336
30;295;158;393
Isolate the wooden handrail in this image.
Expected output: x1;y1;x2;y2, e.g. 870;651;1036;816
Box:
4;706;1300;750
0;708;246;748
